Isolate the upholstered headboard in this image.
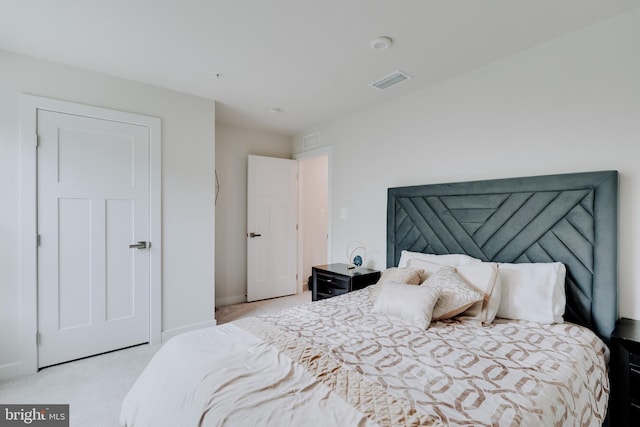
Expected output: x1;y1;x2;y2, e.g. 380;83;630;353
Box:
387;171;618;340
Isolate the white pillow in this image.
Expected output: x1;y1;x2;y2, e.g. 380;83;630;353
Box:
372;282;440;330
496;262;566;324
397;250;481;268
422;266;484;320
409;258;501;324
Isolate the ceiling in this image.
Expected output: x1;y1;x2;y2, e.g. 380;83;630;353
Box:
1;1;639;136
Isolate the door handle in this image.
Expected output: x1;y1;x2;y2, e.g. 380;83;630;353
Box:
249;232;262;238
129;241;149;249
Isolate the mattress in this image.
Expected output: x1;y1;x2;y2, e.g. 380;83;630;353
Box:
120;286;609;427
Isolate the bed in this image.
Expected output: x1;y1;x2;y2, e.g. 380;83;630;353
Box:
121;170;618;427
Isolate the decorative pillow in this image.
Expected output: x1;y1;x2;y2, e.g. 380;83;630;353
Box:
410;258;501;323
377;267;423;285
496;262;566;324
456;264;502;324
372;282;440;330
398;250;481;268
422;266;484;320
369;267;424;301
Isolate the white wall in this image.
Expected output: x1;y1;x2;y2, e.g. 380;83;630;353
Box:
294;10;640;320
215;123;292;306
0;50;216;378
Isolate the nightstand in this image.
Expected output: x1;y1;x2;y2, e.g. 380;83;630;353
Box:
312;263;380;301
611;318;640;426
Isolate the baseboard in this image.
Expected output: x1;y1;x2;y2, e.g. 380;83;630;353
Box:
161;319;217;342
216;295;246;307
0;362;22;381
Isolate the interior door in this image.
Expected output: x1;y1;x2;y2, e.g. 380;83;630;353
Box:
247;155;298;302
37;109;150;368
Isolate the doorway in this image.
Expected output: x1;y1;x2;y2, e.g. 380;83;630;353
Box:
294;147;331;293
19;95;162;374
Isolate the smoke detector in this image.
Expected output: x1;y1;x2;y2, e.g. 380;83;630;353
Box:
369;70;412;90
370;36;392;50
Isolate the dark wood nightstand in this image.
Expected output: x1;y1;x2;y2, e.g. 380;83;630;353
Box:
611;318;640;426
312;263;380;301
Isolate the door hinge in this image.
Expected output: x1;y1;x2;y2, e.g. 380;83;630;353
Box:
36;332;41;345
296;224;298;231
36;233;41;247
35;134;39;147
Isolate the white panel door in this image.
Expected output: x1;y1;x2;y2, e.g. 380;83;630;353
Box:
37;110;150;368
247;155;298;302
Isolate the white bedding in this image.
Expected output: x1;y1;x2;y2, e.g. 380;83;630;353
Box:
121;286;609;427
120;323;376;427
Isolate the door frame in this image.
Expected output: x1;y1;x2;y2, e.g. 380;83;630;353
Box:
293;146;332;293
19;94;162;375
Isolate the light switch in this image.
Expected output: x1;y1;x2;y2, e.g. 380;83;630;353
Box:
339;208;348;220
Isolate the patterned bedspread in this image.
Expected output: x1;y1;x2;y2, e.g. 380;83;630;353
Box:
121;285;609;427
238;285;609;427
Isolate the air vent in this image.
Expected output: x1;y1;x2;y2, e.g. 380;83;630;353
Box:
302;132;320;150
369;70;412;90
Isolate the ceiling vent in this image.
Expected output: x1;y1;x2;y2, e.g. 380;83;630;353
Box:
369;70;412;90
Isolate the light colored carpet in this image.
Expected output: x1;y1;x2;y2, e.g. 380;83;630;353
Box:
216;290;312;324
0;343;161;427
0;291;311;426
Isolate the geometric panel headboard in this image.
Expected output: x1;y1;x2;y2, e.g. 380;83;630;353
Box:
387;171;618;340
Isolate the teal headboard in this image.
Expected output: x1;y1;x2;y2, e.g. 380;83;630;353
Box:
387;171;618;340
